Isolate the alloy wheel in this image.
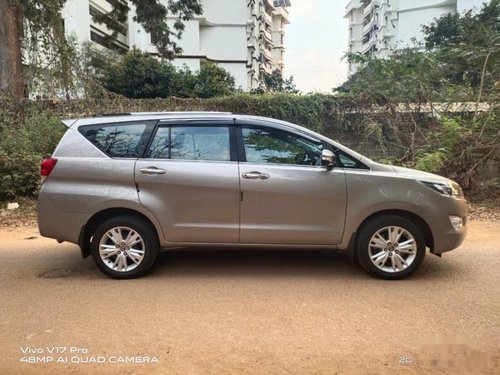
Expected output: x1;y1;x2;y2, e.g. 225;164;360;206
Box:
98;226;146;272
368;226;417;273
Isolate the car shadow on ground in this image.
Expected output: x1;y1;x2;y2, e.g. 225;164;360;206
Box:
149;249;361;280
146;248;463;281
31;245;464;281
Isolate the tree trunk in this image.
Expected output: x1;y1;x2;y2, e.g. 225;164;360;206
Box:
0;0;24;101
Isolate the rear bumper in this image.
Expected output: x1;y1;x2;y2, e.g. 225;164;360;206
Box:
37;191;86;245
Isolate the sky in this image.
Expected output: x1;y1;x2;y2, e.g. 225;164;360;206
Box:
285;1;349;93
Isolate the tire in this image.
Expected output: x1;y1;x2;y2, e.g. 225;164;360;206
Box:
356;215;426;280
90;216;159;279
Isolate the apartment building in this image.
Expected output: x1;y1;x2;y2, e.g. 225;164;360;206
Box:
344;0;485;73
62;0;291;91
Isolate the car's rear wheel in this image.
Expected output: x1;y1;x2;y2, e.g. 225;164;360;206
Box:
90;216;159;279
356;215;426;279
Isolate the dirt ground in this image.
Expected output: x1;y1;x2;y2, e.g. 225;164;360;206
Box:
0;221;499;374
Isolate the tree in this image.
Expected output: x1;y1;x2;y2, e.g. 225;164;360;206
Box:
103;49;177;98
252;69;299;94
193;64;236;98
336;0;499;100
102;50;235;98
0;0;23;99
93;0;202;59
0;0;202;101
422;0;499;89
423;0;500;49
334;49;463;102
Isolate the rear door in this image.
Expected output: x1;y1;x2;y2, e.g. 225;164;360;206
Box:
135;119;240;243
237;120;347;245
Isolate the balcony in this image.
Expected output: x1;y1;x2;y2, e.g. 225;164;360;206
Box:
272;6;290;23
260;25;273;43
344;0;362;18
362;36;377;54
260;45;273;61
262;11;273;26
363;0;380;17
261;63;273;75
362;17;378;35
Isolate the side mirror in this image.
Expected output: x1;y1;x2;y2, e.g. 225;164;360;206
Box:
321;149;337;168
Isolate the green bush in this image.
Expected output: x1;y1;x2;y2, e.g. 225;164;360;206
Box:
0;110;65;200
102;49;236;98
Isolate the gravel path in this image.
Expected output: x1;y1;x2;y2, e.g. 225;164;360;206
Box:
0;221;499;374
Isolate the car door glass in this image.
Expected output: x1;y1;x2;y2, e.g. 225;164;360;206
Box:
148;126;230;161
242;127;323;166
148;127;169;159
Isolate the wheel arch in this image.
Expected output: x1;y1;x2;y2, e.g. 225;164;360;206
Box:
355;209;434;252
78;208;160;258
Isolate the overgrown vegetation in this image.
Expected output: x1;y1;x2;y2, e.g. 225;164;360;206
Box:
101;49;236;98
0;100;65;200
251;69;299;94
0;1;498;202
3;92;495;200
1;0;203;101
336;0;499;197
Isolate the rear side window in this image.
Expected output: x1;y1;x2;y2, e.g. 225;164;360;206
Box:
79;122;155;158
148;126;230;161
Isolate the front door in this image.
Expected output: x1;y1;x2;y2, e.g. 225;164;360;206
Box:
238;122;347;245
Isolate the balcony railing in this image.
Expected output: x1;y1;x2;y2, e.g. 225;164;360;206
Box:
261;45;273;61
262;11;273;26
260;25;273;43
362;17;378;35
363;0;380;17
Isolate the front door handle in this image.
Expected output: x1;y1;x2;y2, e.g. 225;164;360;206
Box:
140;167;166;176
242;171;270;180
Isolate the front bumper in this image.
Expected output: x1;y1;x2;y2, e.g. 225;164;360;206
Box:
431;197;468;254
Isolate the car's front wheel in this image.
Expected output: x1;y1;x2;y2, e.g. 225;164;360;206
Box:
356;215;426;279
90;216;159;279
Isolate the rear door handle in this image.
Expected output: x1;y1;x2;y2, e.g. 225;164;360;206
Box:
140;167;166;176
242;171;270;180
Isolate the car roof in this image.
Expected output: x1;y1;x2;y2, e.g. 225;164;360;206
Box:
62;112;233;127
62;111;374;166
62;112;294;127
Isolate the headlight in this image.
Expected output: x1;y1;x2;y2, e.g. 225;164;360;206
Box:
421;181;463;197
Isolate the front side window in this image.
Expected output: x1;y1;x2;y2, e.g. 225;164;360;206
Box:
148;126;230;161
242;126;323;166
79;122;154;158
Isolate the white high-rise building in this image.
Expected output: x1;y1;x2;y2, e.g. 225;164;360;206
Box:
344;0;485;73
62;0;291;90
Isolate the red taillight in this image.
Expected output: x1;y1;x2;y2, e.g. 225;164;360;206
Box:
41;158;58;177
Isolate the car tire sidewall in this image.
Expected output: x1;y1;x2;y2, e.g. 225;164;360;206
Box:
356;215;426;280
90;216;159;279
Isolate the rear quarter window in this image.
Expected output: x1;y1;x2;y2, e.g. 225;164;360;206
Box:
79;122;155;158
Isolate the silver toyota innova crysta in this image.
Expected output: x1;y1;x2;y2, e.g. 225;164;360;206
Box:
38;112;467;279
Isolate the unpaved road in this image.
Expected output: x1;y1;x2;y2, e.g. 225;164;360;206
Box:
0;221;499;374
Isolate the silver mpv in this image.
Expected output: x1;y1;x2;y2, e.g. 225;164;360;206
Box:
38;112;467;279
